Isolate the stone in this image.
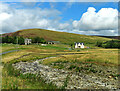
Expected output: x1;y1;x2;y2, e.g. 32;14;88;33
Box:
12;57;119;89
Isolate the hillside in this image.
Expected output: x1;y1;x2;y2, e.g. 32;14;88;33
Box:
2;28;112;45
91;35;120;40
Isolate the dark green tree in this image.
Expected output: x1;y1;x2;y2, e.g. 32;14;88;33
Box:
33;37;46;44
4;35;9;43
13;36;17;44
18;37;24;45
96;41;102;47
40;37;46;43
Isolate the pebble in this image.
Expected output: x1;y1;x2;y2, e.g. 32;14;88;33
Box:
12;57;119;89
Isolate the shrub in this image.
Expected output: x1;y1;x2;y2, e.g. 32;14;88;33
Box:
68;65;76;70
96;41;102;47
32;37;46;44
85;59;95;62
96;40;120;48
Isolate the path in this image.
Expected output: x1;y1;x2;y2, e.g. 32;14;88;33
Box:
0;50;19;55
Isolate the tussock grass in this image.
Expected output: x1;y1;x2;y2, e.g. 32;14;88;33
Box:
42;49;118;65
2;50;32;63
1;43;119;89
2;63;57;89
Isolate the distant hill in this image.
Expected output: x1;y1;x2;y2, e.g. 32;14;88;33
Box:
1;28;112;46
91;35;120;40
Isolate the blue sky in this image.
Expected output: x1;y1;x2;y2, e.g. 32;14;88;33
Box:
0;2;119;36
8;2;118;21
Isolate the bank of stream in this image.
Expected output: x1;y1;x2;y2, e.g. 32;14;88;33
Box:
12;56;119;89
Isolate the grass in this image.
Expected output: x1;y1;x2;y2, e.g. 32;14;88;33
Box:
1;43;119;89
2;63;57;89
1;43;25;53
42;48;118;65
61;75;69;89
3;28;113;47
1;43;73;89
1;43;71;63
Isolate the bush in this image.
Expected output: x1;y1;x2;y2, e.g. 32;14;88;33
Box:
2;36;24;45
32;37;46;43
18;37;24;45
68;65;76;70
96;40;120;48
1;36;46;45
95;41;102;47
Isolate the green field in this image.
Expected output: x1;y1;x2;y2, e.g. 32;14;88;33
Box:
1;29;119;89
1;43;119;89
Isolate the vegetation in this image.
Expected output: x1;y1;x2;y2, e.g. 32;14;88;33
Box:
2;35;24;45
1;35;46;45
2;28;112;47
1;28;119;89
2;63;57;89
96;40;120;48
32;37;46;44
42;49;118;65
1;43;119;89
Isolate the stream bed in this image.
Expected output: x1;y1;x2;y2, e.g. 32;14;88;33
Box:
12;57;119;89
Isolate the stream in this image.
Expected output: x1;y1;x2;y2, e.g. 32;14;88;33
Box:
12;56;119;89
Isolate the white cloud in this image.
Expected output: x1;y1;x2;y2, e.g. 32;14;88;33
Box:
58;23;70;30
73;7;118;31
0;13;12;21
0;2;119;36
37;19;50;28
0;3;62;33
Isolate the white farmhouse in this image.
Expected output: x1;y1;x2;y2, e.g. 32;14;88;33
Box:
25;38;32;45
75;42;84;48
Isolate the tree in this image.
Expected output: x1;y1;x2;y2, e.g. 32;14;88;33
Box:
2;37;5;43
8;37;13;43
13;36;17;44
40;37;46;43
4;35;9;43
32;37;46;44
96;41;102;47
18;37;24;45
96;40;120;48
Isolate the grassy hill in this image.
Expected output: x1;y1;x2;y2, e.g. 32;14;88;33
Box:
2;28;112;46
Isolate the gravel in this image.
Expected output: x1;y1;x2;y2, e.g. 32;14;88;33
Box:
12;57;119;89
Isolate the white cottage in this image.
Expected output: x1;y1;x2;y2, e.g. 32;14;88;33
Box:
75;42;84;48
25;38;32;45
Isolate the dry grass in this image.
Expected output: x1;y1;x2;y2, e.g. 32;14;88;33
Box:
2;50;32;63
2;65;57;89
1;44;119;89
1;44;71;63
2;67;26;89
42;48;118;65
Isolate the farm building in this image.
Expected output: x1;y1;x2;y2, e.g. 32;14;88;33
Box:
48;41;60;44
75;42;84;48
25;38;32;45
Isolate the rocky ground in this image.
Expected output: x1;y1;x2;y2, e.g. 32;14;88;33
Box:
12;57;119;89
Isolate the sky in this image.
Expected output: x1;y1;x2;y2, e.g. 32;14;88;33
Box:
0;1;119;36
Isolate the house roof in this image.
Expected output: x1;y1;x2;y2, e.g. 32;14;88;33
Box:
75;42;84;45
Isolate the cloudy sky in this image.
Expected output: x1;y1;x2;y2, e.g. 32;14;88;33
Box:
0;1;119;36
